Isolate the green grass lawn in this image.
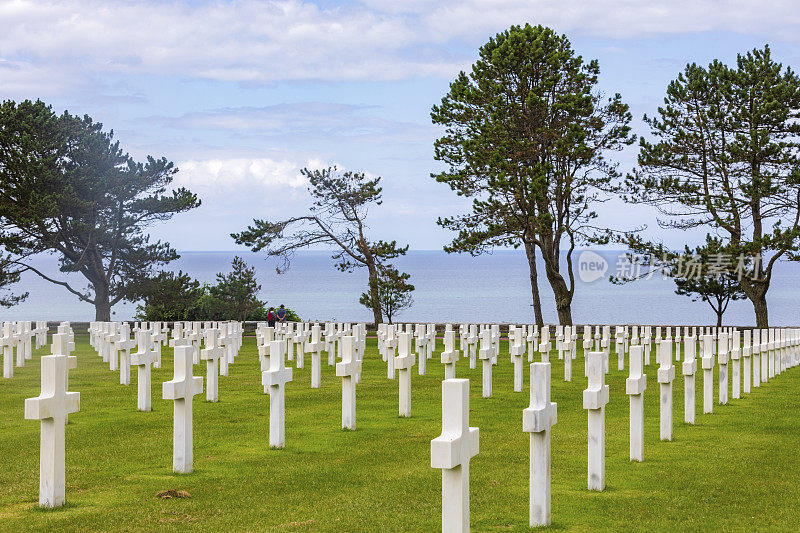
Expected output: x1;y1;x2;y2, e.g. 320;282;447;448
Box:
1;335;799;531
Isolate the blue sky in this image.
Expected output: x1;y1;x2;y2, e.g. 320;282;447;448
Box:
2;0;800;251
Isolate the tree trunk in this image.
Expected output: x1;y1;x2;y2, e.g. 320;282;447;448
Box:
366;261;383;325
716;310;723;328
751;292;769;328
94;284;111;321
524;240;544;326
542;256;573;326
741;278;769;328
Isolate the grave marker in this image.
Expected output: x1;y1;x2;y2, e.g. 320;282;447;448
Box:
626;345;646;461
201;328;224;403
441;329;459;380
718;332;729;405
307;325;324;388
131;330;156;411
336;336;359;430
583;351;609;491
262;340;292;448
682;337;697;424
478;329;493;398
658;339;675;441
395;332;415;417
523;362;557;527
431;379;479;533
24;354;80;508
163;345;203;473
701;335;715;414
731;330;741;399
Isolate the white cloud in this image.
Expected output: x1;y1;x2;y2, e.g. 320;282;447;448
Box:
1;0;799;93
175;157;317;191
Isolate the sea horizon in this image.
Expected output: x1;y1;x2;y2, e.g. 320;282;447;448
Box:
1;249;798;327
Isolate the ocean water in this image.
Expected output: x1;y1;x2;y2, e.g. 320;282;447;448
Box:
1;250;799;326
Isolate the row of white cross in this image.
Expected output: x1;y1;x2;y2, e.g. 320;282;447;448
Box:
23;320;361;507
1;320;48;378
18;320;800;529
429;326;800;531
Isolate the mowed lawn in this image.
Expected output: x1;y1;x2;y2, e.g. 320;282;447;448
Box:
1;334;800;531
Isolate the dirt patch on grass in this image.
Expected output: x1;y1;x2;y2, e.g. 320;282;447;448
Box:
156;489;191;499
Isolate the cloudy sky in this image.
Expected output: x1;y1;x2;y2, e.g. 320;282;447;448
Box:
2;0;800;251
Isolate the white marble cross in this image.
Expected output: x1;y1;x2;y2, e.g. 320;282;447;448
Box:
385;326;397;380
307;324;324;389
151;323;167;369
2;322;13;378
22;321;33;361
426;324;437;361
201;328;224;403
262;340;292;448
539;326;551;363
563;326;573;382
615;326;625;370
583;351;609;491
731;330;742;399
718;332;729;405
509;326;524;391
467;324;478;369
162;345;203;473
478;329;493;398
169;322;186;351
752;329;761;388
415;324;428;376
682;336;697;424
766;328;775;379
13;322;27;367
441;329;459;380
258;326;275;372
527;325;539;363
336;335;359;430
701;335;715;414
186;323;202;365
657;339;675;441
113;324;136;386
523;362;557;527
395;332;415;417
25;354;80;507
131;330;156;411
216;324;230;377
324;323;336;366
761;328;770;382
626;345;646;461
742;329;752;394
293;324;306;368
431;378;479;533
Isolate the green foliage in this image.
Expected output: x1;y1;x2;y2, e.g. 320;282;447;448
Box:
0;254;26;308
0;99;199;320
132;270;203;322
359;266;414;324
208;256;263;322
135;257;282;322
672;238;748;326
232;166;408;324
613;235;747;326
431;24;634;324
623;45;800;326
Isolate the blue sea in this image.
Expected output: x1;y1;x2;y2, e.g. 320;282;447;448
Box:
2;250;799;326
